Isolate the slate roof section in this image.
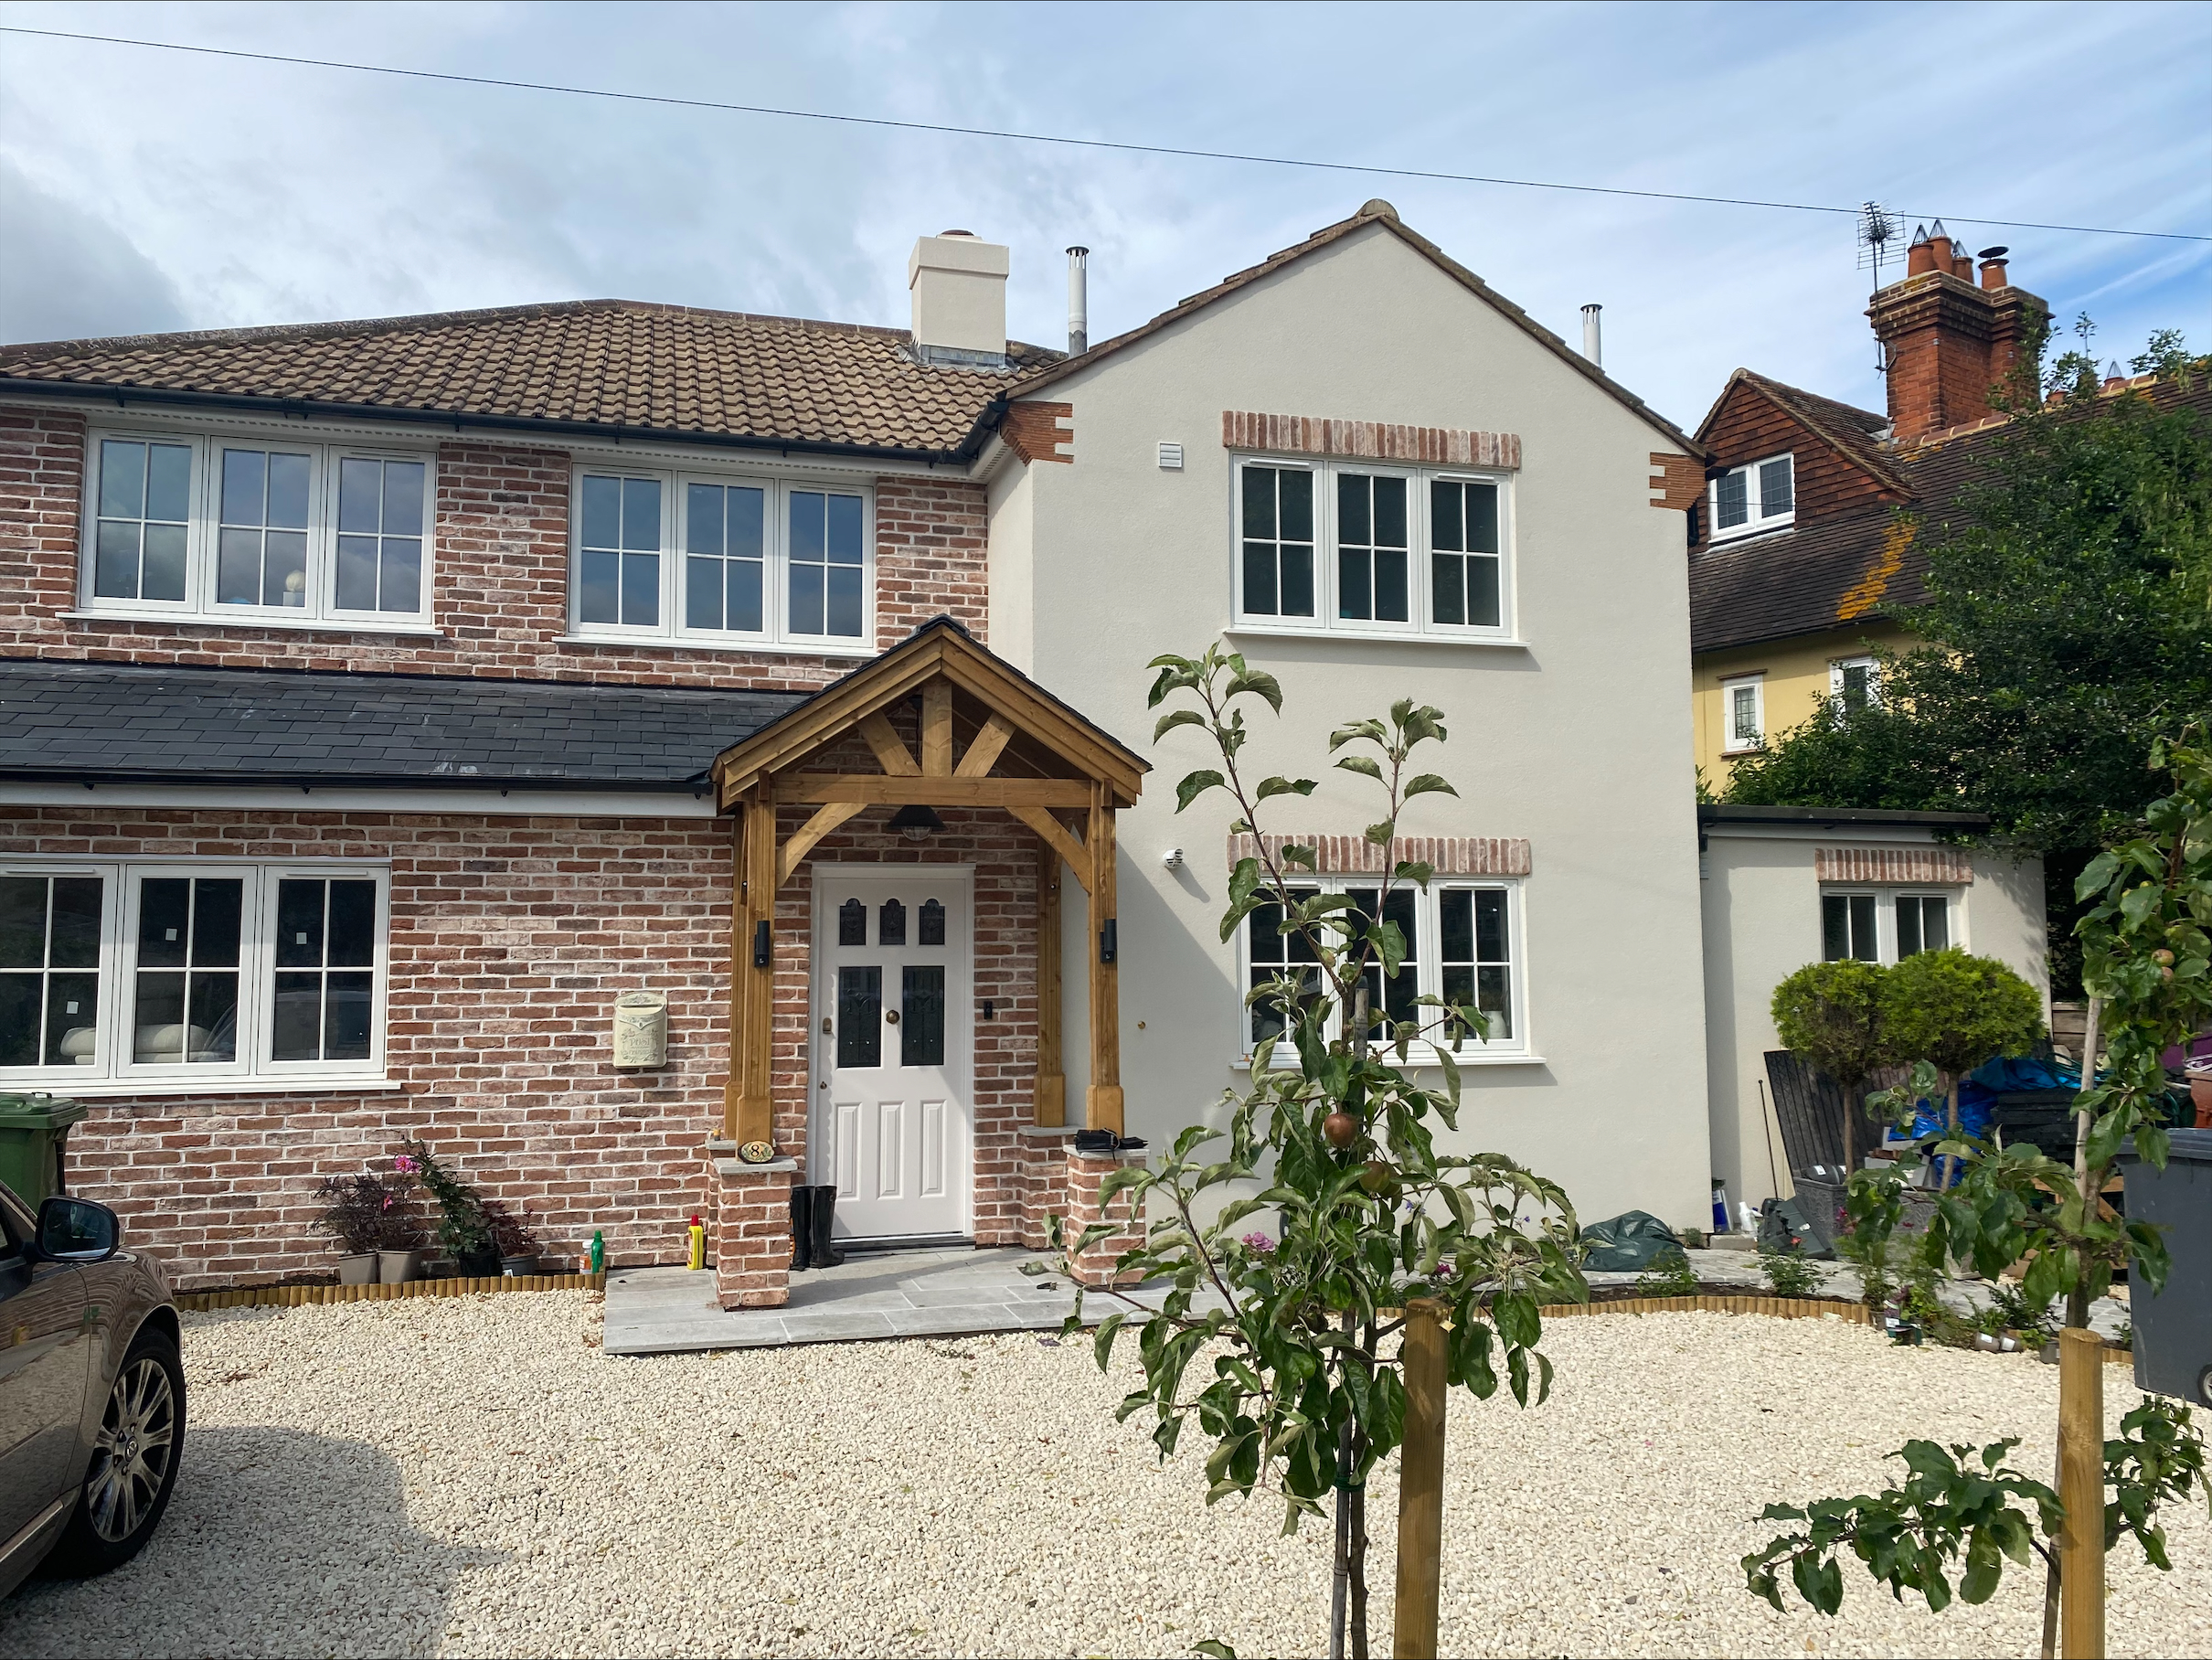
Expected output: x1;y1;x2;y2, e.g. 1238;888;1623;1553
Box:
0;301;1064;460
0;660;804;788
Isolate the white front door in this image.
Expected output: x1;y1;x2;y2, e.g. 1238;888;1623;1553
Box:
812;869;971;1241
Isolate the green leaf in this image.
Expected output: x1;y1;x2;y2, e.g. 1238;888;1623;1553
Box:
1402;774;1458;799
1364;821;1396;846
1335;755;1385;780
1154;708;1206;742
1392;860;1435;888
1176;770;1227;813
1255;776;1318;803
1193;1643;1239;1659
1280;844;1319;870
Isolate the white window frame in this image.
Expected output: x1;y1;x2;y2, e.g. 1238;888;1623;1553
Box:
567;465;875;652
1820;884;1964;965
1831;654;1880;710
1238;877;1530;1066
0;858;391;1094
1228;454;1516;643
1720;673;1766;753
79;427;437;628
1708;452;1796;541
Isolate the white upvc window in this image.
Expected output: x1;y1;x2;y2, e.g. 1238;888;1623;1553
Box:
1721;673;1765;752
0;860;390;1091
1831;654;1879;713
569;467;872;649
1709;452;1795;540
1232;456;1515;640
82;431;433;625
1240;878;1526;1061
1821;887;1958;964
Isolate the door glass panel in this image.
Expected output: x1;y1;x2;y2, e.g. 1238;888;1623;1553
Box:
838;898;867;946
918;899;945;947
901;965;945;1067
877;898;906;947
836;966;881;1067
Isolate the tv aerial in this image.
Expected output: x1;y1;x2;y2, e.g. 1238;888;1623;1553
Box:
1856;201;1902;290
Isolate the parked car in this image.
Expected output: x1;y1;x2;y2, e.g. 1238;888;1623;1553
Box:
0;1185;183;1596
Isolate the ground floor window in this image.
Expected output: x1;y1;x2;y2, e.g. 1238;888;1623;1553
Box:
0;860;389;1090
1822;887;1953;964
1243;878;1524;1059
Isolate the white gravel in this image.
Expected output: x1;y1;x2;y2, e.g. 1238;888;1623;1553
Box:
4;1293;2207;1658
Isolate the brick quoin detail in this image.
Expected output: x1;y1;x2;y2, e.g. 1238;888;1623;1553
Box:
1814;846;1974;886
0;406;987;684
1221;410;1519;471
1227;833;1531;878
1000;402;1072;464
1648;453;1703;512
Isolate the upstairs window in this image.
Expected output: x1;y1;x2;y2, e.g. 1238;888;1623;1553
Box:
1233;457;1514;639
1709;452;1795;540
571;468;871;651
1832;654;1879;713
83;431;434;625
1720;673;1765;753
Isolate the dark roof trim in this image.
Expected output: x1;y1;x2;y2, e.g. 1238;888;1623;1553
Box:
1698;803;1988;830
0;376;1005;469
1014;205;1707;461
3;771;714;793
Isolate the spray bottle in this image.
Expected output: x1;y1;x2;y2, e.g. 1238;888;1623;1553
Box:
686;1213;707;1272
589;1229;605;1276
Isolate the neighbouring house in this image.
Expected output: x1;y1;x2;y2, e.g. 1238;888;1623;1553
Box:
0;200;1715;1304
1688;226;2047;789
1698;804;2047;1212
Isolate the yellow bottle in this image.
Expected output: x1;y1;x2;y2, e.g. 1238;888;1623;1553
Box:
687;1214;707;1272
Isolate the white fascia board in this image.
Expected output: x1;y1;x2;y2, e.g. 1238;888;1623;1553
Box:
0;782;718;817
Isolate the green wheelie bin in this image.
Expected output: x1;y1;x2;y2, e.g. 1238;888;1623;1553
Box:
0;1093;90;1208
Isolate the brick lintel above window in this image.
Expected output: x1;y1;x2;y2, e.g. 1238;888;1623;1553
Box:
1228;832;1531;877
1814;846;1973;885
1221;411;1520;471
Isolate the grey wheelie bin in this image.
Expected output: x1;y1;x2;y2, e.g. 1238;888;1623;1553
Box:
2119;1128;2212;1406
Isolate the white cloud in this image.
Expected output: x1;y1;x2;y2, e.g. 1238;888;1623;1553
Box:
0;0;2204;426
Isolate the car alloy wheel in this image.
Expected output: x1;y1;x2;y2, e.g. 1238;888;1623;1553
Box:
86;1356;178;1544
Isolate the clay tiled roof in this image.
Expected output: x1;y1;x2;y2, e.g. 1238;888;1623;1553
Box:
1707;370;1912;496
0;301;1064;459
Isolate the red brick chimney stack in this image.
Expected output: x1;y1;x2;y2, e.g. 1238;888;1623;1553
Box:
1869;222;2045;447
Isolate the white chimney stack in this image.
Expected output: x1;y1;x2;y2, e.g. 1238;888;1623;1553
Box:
908;229;1009;366
1067;246;1089;355
1580;303;1602;368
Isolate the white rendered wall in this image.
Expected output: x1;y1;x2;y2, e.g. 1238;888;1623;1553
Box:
1699;825;2048;1210
996;222;1711;1230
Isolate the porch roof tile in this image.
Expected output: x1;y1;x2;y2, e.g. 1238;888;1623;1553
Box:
0;659;804;791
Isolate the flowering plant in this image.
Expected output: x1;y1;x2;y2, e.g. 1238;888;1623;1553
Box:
310;1170;421;1254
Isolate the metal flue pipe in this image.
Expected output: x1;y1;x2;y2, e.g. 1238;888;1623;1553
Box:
1067;246;1090;355
1580;303;1602;368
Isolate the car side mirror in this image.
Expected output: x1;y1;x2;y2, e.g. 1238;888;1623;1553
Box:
37;1197;120;1263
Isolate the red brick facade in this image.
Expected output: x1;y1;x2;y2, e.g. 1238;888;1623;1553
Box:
1693;380;1895;537
0;397;1060;1293
0;404;986;685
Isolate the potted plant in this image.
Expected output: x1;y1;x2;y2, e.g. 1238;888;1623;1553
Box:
399;1139;500;1275
373;1156;429;1283
309;1172;391;1285
487;1198;539;1276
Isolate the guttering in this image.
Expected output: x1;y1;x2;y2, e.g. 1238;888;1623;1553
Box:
0;377;1004;471
0;769;716;794
1697;804;1988;830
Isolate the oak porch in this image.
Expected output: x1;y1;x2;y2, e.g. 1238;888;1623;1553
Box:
708;619;1148;1155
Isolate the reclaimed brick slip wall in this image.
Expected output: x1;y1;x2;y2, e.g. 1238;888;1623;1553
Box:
1;806;737;1288
0;403;987;684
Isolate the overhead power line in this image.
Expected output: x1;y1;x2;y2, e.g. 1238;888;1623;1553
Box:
4;23;2207;245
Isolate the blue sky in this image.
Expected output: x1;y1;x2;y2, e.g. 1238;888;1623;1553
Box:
2;1;2206;432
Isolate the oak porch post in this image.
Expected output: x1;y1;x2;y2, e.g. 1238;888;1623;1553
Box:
1034;839;1065;1126
1085;784;1122;1133
730;790;778;1148
722;813;747;1142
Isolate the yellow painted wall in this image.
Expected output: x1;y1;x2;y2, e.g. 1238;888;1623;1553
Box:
1693;621;1914;791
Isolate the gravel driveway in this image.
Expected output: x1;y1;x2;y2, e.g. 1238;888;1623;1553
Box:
4;1291;2207;1658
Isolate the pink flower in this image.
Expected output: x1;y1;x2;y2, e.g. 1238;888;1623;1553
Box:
1239;1231;1277;1255
393;1154;419;1175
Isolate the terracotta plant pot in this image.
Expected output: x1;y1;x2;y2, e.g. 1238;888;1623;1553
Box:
377;1248;423;1284
336;1252;377;1286
2189;1072;2212;1130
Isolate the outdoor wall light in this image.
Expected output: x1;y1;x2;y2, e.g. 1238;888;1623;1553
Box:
888;803;946;841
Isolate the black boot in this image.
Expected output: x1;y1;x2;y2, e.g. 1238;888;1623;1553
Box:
789;1185;814;1272
809;1185;846;1268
